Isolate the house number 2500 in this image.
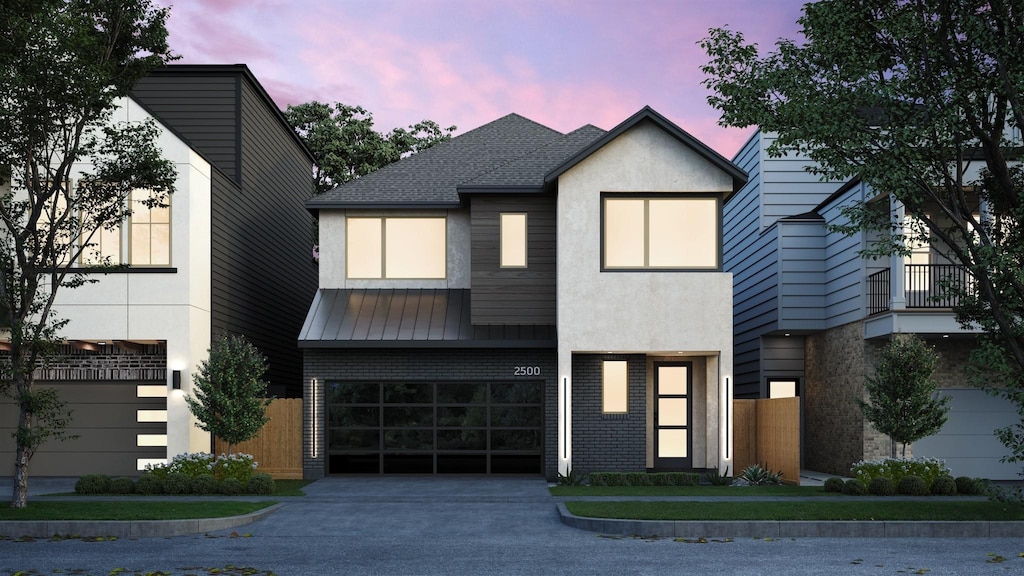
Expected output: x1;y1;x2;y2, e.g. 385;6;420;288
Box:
513;366;541;376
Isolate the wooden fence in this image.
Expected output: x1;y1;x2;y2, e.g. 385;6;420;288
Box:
213;398;303;479
732;397;800;485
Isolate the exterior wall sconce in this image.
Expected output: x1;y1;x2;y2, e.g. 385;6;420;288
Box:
172;370;181;390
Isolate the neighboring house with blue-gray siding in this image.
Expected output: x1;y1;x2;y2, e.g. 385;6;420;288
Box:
300;107;746;480
724;131;1019;480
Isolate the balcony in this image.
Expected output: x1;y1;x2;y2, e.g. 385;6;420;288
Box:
867;264;973;315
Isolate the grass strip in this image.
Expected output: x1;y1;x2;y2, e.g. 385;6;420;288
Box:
0;501;276;521
550;485;828;497
565;500;1024;521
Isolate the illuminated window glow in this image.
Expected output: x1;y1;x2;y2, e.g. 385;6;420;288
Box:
137;434;168;447
604;196;718;269
136;385;167;398
129;189;170;266
500;213;527;268
769;379;798;399
347;217;446;279
136;409;168;423
602;360;628;413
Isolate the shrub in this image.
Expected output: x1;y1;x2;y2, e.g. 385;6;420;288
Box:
956;476;984;495
624;472;650;486
897;475;928;496
584;471;697;486
162;472;191;495
843;479;867;495
219;477;244;495
868;477;896;496
650;472;699;486
212;452;258;484
167;452;216;478
143;461;171;481
109;477;135;494
823;477;846;493
557;468;586;486
190;474;218;495
704;466;733;486
739;464;783;486
851;457;950;487
930;475;957;496
74;474;112;495
247;473;275;495
134;473;163;495
588;472;613;486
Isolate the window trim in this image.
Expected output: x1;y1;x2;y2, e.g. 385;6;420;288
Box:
499;212;528;269
127;188;171;267
346;216;448;280
600;192;722;272
601;360;629;414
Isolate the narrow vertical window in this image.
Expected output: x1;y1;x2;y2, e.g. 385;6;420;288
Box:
129;189;170;266
500;213;527;268
602;360;629;413
347;217;383;279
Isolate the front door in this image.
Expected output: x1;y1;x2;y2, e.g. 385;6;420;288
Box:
654;362;692;470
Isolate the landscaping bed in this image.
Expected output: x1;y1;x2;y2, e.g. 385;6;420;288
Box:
565;500;1024;521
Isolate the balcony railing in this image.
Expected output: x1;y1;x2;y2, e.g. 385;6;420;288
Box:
867;264;973;315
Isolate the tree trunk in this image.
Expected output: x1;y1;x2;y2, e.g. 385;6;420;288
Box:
890;438;897;459
11;445;29;509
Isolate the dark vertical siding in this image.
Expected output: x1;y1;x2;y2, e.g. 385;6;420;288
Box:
470;195;556;325
209;76;317;398
131;75;240;182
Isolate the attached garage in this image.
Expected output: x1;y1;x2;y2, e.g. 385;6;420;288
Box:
328;380;543;474
914;388;1020;480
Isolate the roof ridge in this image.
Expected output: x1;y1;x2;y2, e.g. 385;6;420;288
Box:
457;124;580;187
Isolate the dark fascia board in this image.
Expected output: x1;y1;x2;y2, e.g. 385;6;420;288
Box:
456;185;546;195
143;64;316;166
544;106;749;193
813;177;863;214
304;200;462;211
297;339;557;349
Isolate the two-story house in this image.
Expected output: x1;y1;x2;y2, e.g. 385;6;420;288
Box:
0;65;318;477
300;107;746;480
724;131;1019;480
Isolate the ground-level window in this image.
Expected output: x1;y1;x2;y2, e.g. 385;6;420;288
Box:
602;360;629;413
768;379;798;399
347;217;446;279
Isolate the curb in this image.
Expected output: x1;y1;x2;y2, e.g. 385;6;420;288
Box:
556;503;1024;538
0;503;283;539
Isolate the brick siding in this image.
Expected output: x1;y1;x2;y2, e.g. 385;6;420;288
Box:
570;354;647;477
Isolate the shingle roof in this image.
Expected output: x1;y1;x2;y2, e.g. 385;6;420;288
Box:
458;124;607;191
306;113;565;209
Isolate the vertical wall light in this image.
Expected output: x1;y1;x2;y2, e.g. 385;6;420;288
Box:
311;378;319;459
172;370;181;390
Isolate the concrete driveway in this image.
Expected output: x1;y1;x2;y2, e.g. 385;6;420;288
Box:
2;476;1023;575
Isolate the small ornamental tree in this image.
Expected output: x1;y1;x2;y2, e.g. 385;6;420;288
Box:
859;334;951;458
185;334;272;454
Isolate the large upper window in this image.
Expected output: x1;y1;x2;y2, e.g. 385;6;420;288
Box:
602;195;719;270
347;217;446;279
129;189;170;266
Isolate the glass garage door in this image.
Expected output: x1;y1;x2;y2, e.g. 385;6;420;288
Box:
327;381;543;474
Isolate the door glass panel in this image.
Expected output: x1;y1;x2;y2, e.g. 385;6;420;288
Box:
384;429;432;450
490;430;540;450
329;429;379;450
437;430;486;450
437;383;487;404
383;406;434;427
658;398;688;426
491;382;542;404
658;366;688;395
330;406;379;427
658;429;688;458
329;382;379;404
491;406;542;427
437;406;487;427
383;383;432;403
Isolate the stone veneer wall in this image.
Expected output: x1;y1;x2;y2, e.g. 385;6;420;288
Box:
302;348;557;480
570;354;647;476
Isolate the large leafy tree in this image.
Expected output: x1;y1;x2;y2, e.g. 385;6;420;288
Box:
284;101;456;194
0;0;177;508
859;335;951;458
701;0;1024;475
185;334;272;455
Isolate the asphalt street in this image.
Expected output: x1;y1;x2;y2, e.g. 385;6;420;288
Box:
1;476;1022;576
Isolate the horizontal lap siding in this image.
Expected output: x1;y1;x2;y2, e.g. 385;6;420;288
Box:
724;135;777;398
470;195;556;325
210;79;318;398
820;184;867;327
778;220;825;330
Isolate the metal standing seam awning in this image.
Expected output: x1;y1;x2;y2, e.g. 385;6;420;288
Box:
297;289;556;348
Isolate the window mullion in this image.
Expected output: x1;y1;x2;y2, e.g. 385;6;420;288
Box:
643;199;650;267
381;218;388;279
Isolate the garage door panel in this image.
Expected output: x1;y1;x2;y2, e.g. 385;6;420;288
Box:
915;389;1020;480
0;449;163;477
915;434;1015;459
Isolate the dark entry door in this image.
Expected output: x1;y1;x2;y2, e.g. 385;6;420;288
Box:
653;362;692;470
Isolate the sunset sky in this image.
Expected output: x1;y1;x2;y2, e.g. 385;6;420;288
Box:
155;0;809;158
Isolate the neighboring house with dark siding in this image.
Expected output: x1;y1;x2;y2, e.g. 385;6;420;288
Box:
0;65;317;477
300;106;746;480
723;130;1019;480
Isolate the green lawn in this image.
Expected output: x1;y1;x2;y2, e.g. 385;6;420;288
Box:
0;501;276;521
565;500;1024;521
550;485;827;497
